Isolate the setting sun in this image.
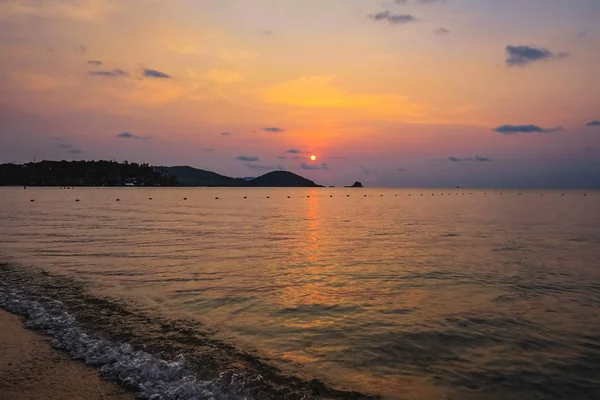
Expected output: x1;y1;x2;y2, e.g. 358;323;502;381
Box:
310;155;317;161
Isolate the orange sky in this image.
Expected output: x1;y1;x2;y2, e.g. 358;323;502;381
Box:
1;0;599;187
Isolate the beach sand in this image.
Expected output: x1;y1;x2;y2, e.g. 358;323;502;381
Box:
0;309;134;400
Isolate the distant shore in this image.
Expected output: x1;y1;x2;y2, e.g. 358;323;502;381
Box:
0;309;134;400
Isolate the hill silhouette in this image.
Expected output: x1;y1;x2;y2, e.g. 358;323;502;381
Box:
0;161;324;188
165;166;247;187
249;171;321;187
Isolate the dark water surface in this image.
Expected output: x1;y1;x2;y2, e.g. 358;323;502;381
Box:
1;187;599;399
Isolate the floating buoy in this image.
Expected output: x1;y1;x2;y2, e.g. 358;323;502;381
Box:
584;194;587;196
75;199;80;202
286;196;289;198
184;197;187;200
244;196;247;199
364;195;367;197
149;197;152;200
267;196;270;198
330;195;333;197
215;197;219;200
30;199;35;202
307;196;310;198
380;194;383;197
116;199;120;201
347;195;350;197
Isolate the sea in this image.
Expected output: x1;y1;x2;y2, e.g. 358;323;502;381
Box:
1;187;599;400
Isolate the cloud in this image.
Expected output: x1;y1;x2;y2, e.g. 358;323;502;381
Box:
262;76;425;119
142;69;171;79
206;68;242;83
586;120;600;127
262;127;285;133
116;132;141;139
285;149;301;154
203;148;214;153
247;163;286;170
12;71;72;91
68;149;84;154
1;0;120;22
360;165;371;174
434;27;450;35
397;168;408;172
73;45;87;54
448;156;492;162
220;132;231;136
88;69;128;77
505;45;569;67
57;143;72;149
301;162;329;170
368;11;416;24
236;156;260;162
87;60;102;66
493;124;562;134
277;156;287;160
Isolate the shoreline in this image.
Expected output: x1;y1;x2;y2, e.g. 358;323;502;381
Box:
0;309;134;400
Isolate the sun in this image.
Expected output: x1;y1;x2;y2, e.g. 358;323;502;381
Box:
310;155;317;161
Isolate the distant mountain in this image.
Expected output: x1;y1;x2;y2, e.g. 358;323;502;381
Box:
165;166;248;187
0;161;324;188
249;171;321;187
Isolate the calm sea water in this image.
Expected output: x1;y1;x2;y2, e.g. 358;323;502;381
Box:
1;187;600;399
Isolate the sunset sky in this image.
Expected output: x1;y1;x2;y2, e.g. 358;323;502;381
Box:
1;0;599;187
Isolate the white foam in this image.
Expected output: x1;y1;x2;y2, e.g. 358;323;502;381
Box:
0;283;252;400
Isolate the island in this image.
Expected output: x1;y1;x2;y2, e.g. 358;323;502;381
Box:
0;161;324;188
345;181;364;188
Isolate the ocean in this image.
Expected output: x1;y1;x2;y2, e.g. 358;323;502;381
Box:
1;187;599;399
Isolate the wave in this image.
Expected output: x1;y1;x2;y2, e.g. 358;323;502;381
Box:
0;263;379;400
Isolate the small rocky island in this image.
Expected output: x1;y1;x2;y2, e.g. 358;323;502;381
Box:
345;181;363;188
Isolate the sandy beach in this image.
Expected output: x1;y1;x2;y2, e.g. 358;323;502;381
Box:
0;309;134;400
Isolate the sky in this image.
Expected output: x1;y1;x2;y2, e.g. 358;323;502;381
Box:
0;0;599;188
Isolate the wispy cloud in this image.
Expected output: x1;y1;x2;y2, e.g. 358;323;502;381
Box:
368;11;416;25
448;156;492;162
73;45;87;54
285;149;301;154
142;69;171;79
68;149;84;154
262;127;285;133
246;163;286;170
493;124;562;134
301;162;329;170
220;132;231;136
434;27;450;35
505;45;568;67
586;120;600;127
89;69;128;77
116;132;141;139
236;156;260;162
87;60;102;66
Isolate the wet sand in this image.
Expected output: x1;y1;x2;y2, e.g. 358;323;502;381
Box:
0;309;134;400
